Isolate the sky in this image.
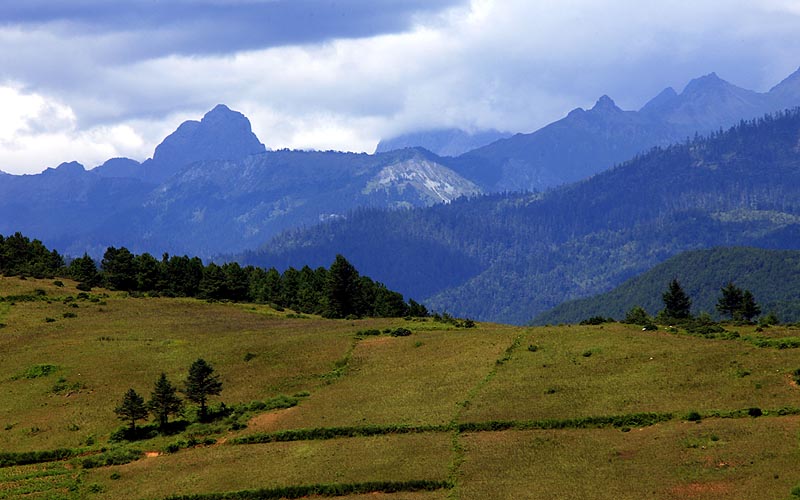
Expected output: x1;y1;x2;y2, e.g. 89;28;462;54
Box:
1;0;800;175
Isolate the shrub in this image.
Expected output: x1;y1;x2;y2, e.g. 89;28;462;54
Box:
748;407;763;417
62;312;77;318
79;448;142;469
76;282;92;292
390;327;412;337
12;364;58;380
527;344;539;352
356;329;381;336
243;352;257;362
579;316;614;325
624;306;651;325
53;280;64;287
686;411;702;422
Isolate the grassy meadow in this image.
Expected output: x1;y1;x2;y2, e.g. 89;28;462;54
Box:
2;276;800;499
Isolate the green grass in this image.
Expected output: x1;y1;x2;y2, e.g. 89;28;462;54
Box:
458;416;800;499
240;327;517;433
4;277;800;499
460;323;800;423
84;434;452;499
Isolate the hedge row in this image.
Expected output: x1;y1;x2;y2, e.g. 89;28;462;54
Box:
231;424;449;445
0;448;80;467
163;480;452;499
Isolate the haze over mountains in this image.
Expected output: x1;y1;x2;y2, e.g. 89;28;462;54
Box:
2;68;800;323
246;109;800;324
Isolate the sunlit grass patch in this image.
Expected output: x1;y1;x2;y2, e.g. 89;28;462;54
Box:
458;416;800;500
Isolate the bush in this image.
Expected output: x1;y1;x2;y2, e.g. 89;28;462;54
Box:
579;316;614;325
527;344;539;352
12;364;58;380
686;411;702;422
390;327;412;337
624;306;651;325
356;329;381;336
748;407;763;417
76;282;92;292
79;448;143;469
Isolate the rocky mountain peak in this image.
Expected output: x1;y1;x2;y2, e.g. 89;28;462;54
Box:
145;104;266;182
591;95;621;112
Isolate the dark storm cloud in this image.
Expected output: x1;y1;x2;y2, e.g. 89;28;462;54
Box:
0;0;465;58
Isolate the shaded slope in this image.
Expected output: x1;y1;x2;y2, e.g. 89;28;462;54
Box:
532;247;800;325
246;109;800;324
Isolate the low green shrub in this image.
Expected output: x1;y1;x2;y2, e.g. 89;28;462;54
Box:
11;364;58;380
79;448;142;469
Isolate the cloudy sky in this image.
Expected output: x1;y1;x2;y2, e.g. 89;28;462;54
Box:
1;0;800;174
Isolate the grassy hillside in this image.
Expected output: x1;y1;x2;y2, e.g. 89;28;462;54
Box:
533;247;800;325
3;276;800;499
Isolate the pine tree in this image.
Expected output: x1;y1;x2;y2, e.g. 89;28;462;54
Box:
148;373;183;431
324;254;362;318
662;279;692;320
716;282;744;320
183;359;222;422
114;388;148;431
739;290;762;322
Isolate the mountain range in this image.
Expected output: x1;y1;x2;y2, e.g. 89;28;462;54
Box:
243;109;800;324
375;128;510;157
0;105;479;257
2;69;800;323
447;69;800;192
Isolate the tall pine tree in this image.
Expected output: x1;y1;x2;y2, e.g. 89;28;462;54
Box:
662;279;692;320
183;359;222;422
148;373;183;431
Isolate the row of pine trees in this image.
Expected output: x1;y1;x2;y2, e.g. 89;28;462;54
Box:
0;232;426;319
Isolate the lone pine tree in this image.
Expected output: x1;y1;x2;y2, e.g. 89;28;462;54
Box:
662;279;692;320
183;358;222;422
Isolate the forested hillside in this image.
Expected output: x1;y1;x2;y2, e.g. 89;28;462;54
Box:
0;233;424;319
243;109;800;324
532;247;800;325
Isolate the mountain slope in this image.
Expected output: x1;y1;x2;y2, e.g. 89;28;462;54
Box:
449;69;800;192
375;128;510;157
244;109;800;324
531;247;800;325
0;108;479;257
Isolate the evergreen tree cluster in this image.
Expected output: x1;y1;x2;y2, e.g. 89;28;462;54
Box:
115;359;223;434
0;233;64;278
0;233;423;319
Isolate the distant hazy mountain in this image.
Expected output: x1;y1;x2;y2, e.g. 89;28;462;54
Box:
531;247;800;325
0;107;478;257
244;109;800;324
450;68;800;192
375;128;511;157
93;104;266;183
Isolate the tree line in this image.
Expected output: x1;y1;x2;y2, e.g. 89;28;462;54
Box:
0;232;427;319
623;278;770;327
